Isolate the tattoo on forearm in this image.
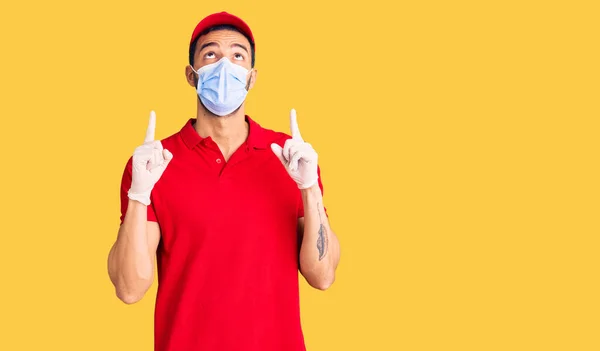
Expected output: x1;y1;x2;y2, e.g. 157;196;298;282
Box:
316;202;328;260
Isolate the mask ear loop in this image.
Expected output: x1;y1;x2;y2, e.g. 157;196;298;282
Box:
190;65;200;87
245;69;254;90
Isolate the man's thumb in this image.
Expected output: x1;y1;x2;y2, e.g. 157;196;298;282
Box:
270;143;286;165
163;149;173;162
150;149;173;178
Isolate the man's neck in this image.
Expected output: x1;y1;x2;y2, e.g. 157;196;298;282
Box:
194;104;249;161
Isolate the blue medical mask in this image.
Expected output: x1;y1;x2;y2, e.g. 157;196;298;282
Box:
191;57;251;116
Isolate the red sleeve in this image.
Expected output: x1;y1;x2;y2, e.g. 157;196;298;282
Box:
119;157;157;225
297;165;327;218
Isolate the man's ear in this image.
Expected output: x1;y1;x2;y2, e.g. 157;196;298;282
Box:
247;69;258;90
185;65;197;88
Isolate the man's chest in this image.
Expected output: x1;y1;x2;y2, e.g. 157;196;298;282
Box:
150;150;301;253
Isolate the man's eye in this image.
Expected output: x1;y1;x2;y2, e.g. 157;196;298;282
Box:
205;52;216;59
234;53;244;61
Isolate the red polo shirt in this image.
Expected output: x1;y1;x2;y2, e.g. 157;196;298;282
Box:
118;116;324;351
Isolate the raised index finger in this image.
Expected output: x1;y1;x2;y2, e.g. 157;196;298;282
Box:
144;110;156;144
290;108;303;140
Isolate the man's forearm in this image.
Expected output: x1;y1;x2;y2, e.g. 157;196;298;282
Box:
299;184;340;290
108;200;154;304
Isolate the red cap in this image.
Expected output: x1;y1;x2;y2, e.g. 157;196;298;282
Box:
189;12;255;49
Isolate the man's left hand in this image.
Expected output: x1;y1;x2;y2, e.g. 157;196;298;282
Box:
271;109;319;189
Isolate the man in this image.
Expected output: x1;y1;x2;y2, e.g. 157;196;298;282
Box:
107;11;341;351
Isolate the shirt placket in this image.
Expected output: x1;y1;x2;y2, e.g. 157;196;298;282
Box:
196;139;227;176
221;143;255;176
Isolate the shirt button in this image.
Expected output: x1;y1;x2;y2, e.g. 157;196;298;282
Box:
216;158;222;164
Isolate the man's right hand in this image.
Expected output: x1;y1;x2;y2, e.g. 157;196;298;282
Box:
127;110;173;206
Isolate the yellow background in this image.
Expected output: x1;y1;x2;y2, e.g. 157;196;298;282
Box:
0;0;598;350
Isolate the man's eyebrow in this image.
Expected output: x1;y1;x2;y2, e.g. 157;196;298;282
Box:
232;43;249;53
199;42;218;51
